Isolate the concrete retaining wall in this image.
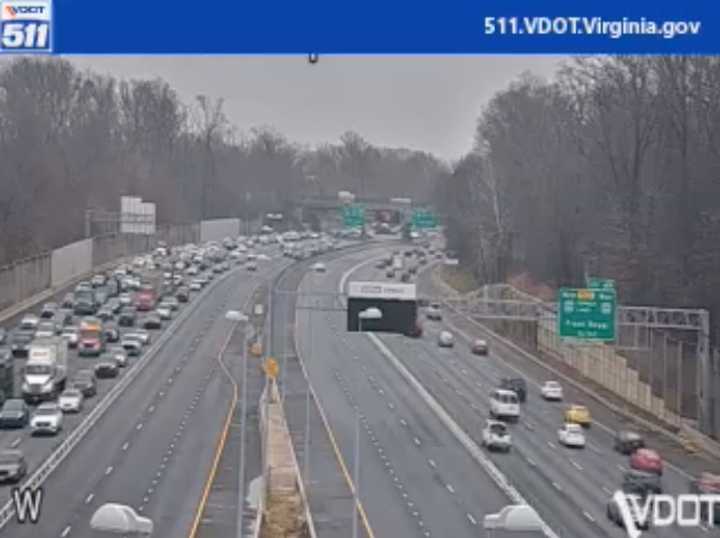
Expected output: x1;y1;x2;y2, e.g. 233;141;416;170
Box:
537;310;683;427
0;218;240;322
155;223;200;247
200;218;240;243
51;239;93;288
0;254;51;312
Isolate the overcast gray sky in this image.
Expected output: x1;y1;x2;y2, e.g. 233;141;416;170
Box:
67;56;565;162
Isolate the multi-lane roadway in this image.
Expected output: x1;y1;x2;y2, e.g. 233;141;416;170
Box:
293;244;717;538
2;236;714;538
0;245;287;538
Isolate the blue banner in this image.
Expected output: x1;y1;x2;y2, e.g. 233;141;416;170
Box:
0;0;716;54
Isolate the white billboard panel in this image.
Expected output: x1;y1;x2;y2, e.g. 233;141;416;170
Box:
347;281;416;301
120;195;156;235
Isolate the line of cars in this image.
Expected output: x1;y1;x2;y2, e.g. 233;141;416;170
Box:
378;247;434;282
0;239;243;484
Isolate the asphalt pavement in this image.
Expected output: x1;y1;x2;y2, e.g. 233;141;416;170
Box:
0;249;284;538
345;253;716;538
294;248;511;538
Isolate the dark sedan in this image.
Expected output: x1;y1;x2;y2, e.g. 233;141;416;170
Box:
141;315;162;330
118;308;137;327
0;450;27;484
9;331;34;358
71;371;97;398
614;430;645;455
94;360;119;379
0;399;29;429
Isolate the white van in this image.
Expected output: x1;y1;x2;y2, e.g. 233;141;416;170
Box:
437;330;454;348
490;389;520;422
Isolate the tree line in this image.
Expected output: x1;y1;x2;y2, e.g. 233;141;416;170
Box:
439;57;720;333
0;57;446;264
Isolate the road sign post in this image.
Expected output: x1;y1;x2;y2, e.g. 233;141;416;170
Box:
558;288;617;342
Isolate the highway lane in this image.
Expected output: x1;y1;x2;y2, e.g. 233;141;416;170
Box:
415;265;716;480
0;262;236;501
352;257;713;537
0;252;285;537
295;248;512;538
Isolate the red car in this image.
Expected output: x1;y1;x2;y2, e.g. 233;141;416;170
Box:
630;448;663;475
406;321;423;338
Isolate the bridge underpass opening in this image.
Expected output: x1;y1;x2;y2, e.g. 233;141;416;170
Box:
346;281;417;334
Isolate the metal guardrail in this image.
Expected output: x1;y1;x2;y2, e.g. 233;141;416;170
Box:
0;263;241;529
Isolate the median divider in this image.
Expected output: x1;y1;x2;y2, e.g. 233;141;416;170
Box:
0;262;243;530
258;379;315;538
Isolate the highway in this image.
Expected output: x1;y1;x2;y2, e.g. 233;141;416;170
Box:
341;250;715;538
295;247;512;538
1;236;712;537
0;247;286;538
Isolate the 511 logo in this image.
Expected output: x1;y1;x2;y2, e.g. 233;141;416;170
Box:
0;0;51;52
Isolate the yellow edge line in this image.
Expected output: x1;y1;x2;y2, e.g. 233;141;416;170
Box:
294;299;376;538
187;324;240;538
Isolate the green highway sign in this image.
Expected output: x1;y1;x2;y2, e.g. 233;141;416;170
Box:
342;205;365;228
586;277;616;290
558;287;617;341
411;209;437;229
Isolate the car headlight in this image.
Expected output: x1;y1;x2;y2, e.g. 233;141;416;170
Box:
21;382;29;392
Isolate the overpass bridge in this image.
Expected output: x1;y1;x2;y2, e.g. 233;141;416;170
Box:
296;195;419;212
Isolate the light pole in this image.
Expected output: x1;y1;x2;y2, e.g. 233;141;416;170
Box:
352;409;360;538
224;310;249;538
358;307;382;332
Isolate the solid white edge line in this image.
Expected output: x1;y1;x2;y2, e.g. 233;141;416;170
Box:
366;331;560;538
338;251;560;537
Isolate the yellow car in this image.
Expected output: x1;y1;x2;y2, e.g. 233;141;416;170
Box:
564;405;592;428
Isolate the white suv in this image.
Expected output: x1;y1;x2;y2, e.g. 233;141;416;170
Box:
437;330;454;348
541;381;563;401
489;389;520;422
482;420;512;452
30;402;63;435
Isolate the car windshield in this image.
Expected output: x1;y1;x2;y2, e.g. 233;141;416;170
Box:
35;407;57;415
26;364;52;375
3;401;23;411
489;423;507;434
62;390;81;398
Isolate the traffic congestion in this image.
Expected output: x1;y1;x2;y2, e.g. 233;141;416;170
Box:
0;228;345;489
